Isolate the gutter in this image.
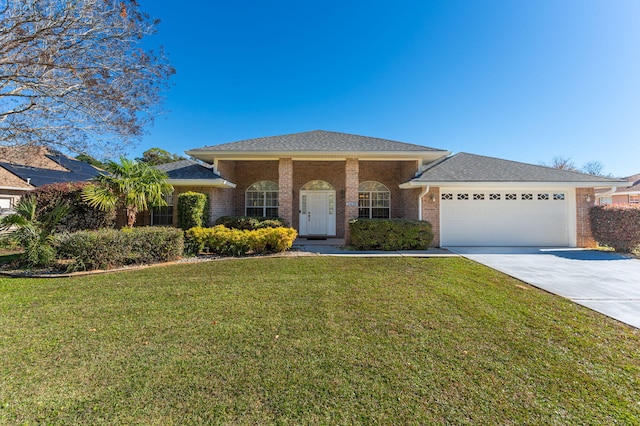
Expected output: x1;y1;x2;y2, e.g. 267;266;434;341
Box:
167;179;237;188
0;186;33;191
399;181;631;189
417;186;430;221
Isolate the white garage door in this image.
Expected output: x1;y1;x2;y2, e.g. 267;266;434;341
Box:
440;190;572;246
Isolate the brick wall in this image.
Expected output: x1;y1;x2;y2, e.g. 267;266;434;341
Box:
358;160;419;219
344;159;359;242
278;159;293;227
229;161;279;216
576;187;596;248
421;187;440;247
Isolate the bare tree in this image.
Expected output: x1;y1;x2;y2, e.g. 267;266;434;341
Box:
0;0;175;156
543;156;578;171
582;160;611;177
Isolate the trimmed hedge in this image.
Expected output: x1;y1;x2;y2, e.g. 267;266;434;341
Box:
590;205;640;252
185;225;297;256
350;219;434;250
177;191;207;230
55;227;184;271
215;216;286;230
33;182;116;231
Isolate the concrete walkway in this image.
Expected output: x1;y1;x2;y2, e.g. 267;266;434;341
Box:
450;247;640;329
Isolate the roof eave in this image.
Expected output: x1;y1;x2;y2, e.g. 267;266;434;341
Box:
0;186;33;191
186;150;451;162
167;179;236;188
400;180;630;189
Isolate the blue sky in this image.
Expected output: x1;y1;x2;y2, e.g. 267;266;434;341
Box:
136;0;640;177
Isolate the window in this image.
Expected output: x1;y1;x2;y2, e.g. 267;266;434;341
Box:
489;193;501;200
473;193;485;200
506;194;517;200
246;181;279;217
151;193;174;226
441;193;453;200
553;193;566;201
630;195;639;204
358;181;390;219
522;194;533;200
538;193;549;200
598;197;612;206
457;193;469;200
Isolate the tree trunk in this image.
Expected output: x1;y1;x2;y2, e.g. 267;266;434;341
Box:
126;207;138;227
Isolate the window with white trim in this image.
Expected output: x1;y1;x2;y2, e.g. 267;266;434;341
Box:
598;196;612;206
246;181;279;217
630;195;639;204
358;181;390;219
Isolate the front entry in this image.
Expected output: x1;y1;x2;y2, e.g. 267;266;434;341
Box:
299;186;336;236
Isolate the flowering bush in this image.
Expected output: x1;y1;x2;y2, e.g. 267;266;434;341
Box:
184;225;297;256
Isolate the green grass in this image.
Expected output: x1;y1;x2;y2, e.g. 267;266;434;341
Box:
1;257;639;424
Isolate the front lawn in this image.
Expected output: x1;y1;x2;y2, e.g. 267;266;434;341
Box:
1;257;638;424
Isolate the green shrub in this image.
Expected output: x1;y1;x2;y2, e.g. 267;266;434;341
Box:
349;219;434;250
177;191;208;230
215;216;286;230
590;205;640;252
184;225;297;256
55;227;184;271
33;182;116;231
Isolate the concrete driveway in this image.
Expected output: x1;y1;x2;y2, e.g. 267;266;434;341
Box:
450;247;640;329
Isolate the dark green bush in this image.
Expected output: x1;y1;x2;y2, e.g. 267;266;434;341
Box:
349;219;434;250
590;205;640;252
177;191;208;229
33;182;116;231
215;216;286;230
55;227;184;271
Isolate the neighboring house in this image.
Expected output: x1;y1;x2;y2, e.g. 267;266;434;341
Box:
156;130;627;247
596;173;640;206
0;146;102;212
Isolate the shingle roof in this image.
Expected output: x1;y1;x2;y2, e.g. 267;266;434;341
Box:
412;152;624;183
189;130;447;153
0;154;101;187
155;160;224;180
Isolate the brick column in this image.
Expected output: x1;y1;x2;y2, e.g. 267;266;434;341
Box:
278;158;293;227
576;187;596;248
344;158;359;243
422;187;440;247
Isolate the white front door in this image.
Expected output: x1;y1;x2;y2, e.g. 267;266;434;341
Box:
299;191;336;236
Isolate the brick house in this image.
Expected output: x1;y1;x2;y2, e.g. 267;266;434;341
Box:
595;173;640;206
156;130;627;247
0;146;101;213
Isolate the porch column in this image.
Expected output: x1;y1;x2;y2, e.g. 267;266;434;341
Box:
344;158;359;243
278;158;293;227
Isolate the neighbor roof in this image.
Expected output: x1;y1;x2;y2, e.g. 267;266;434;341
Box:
0;149;101;187
599;173;640;195
187;130;449;158
155;160;236;188
406;153;628;186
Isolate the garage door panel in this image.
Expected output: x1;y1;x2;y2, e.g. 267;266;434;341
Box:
440;190;571;246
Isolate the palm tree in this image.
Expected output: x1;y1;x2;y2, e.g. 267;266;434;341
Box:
0;195;72;267
82;157;173;227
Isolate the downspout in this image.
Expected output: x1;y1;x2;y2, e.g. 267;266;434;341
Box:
418;186;430;221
